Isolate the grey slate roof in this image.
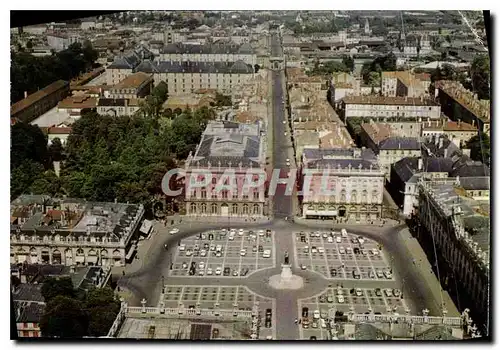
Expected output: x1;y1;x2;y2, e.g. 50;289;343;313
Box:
12;284;44;303
303;147;376;161
450;161;490;178
160;42;254;55
108;46;154;70
422;136;462;158
135;60;254;74
458;176;490;190
15;301;45;324
378;137;420;150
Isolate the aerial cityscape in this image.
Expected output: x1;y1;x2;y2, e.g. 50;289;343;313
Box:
10;10;490;341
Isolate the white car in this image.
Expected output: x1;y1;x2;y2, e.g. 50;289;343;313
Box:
230;229;236;234
207;268;213;275
322;232;328;238
300;264;307;270
341;229;348;237
216;251;222;258
336;236;342;243
385;289;393;297
311;247;318;254
210;245;216;251
185;250;192;257
372;249;379;256
337;288;343;296
228;234;235;241
313;310;320;319
181;262;188;269
263;249;271;258
179;244;186;251
199;262;205;269
339;247;346;254
337;295;345;303
215;267;222;275
327;237;333;243
358;237;365;245
318;247;325;254
239;229;244;236
384;270;393;279
376;270;384;278
240;249;247;256
169;228;179;235
346;247;352;254
355;288;363;297
258;230;265;236
286;158;290;164
320;319;327;328
198;270;204;276
303;246;309;253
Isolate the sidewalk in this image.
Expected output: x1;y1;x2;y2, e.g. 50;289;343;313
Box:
294;217;401;228
397;227;460;317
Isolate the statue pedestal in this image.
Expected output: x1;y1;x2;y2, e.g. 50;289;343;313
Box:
268;264;304;290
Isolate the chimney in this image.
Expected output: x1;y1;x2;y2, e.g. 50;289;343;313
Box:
418;158;423;170
24;91;28;99
70;265;75;274
444;148;448;158
439;137;444;149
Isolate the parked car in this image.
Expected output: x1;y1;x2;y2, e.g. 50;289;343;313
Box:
185;250;193;257
385;289;393;297
384;270;393;279
375;288;382;297
311;246;318;253
320;319;327;328
330;268;337;277
241;267;249;276
376;270;384;278
355;288;363;297
198;262;205;269
353;247;360;254
198;269;204;276
223;267;231;276
322;232;328;238
233;270;239;276
302;307;309;317
179;244;186;251
169;228;179;235
216;251;222;257
313;310;320;319
207;268;213;275
258;230;265;236
368;270;375;278
346;247;353;254
327;295;334;303
300;264;307;270
393;289;401;297
336;236;342;243
200;249;207;257
258;245;264;252
252;245;258;252
327;236;333;243
302;318;310;329
341;229;348;237
337;295;345;303
339;247;346;254
181;262;188;269
240;249;247;256
215;267;222;275
319;295;326;303
312;320;318;328
310;336;317;340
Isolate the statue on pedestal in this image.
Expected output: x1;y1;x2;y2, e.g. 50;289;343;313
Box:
284;251;289;265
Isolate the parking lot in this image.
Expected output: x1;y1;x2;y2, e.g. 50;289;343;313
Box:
292;230;393;281
161;285;276;340
169;229;276;278
298;286;409;340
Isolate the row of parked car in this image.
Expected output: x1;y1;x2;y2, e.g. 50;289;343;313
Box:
185;261;250;277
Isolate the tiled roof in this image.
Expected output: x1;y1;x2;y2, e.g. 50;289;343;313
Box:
135;60;254;74
12;284;44;303
11;80;69;116
459;176;490;191
57;95;97;109
113;72;153;89
378;137;421;150
15;301;45;324
343;95;438;106
422;120;478;132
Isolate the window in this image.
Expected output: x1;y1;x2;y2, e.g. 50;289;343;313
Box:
221;190;228;199
253;204;260;215
212;177;217;184
211;203;218;214
201;189;207;199
242;204;249;215
233;189;238;199
232;204;238;215
200;203;207;214
253;190;259;201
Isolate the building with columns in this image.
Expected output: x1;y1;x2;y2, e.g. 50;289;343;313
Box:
10;195;145;267
416;179;490;336
184;121;267;218
299;147;385;221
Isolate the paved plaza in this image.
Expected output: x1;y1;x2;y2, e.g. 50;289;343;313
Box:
170;229;276;278
292;230;393;281
160;285;276;340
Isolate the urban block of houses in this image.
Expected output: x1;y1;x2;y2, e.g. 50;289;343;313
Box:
299;147;385;221
10;195;145;267
381;71;431;98
421;119;478;148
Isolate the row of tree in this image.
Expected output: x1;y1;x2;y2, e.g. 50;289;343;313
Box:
10;107;216;205
11;41;99;103
308;56;354;76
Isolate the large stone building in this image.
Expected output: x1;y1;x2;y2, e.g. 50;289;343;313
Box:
11;80;70;124
106;46;155;86
158;41;257;66
106;72;154;99
135;60;255;95
339;96;441;120
10;195;145;267
381;71;431;98
184;121;267;218
299;147;385;221
435;80;490;134
416;179;490;335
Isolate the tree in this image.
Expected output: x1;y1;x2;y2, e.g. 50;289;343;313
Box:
254;64;260;73
214;92;232;107
48;137;64;162
41;277;76;302
29;170;63;196
465;133;490;166
470;54;490;100
82;40;98;70
342;56;354;72
84;287;121;337
40;296;89;338
367;72;381;87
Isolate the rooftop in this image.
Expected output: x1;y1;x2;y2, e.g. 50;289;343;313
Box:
135;60;254;74
113;72;153;90
343;95;439;106
422;120;478;132
58;95;97;110
11;80;69;117
161;41;254;55
436;80;490;123
10;195;144;240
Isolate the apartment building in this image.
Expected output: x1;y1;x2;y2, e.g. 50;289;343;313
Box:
107;72;153;99
417;179;489;335
299;147;385;221
339;95;441;120
10;195;145;267
163;91;216;113
46;33;81;52
159;41;256;66
422;119;478;147
381;71;431;97
360;122;421;180
11;80;70;124
97;98;142;117
184;121;267;218
57;95;98;117
135;60;255;95
435;80;490;134
106;46;155;85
